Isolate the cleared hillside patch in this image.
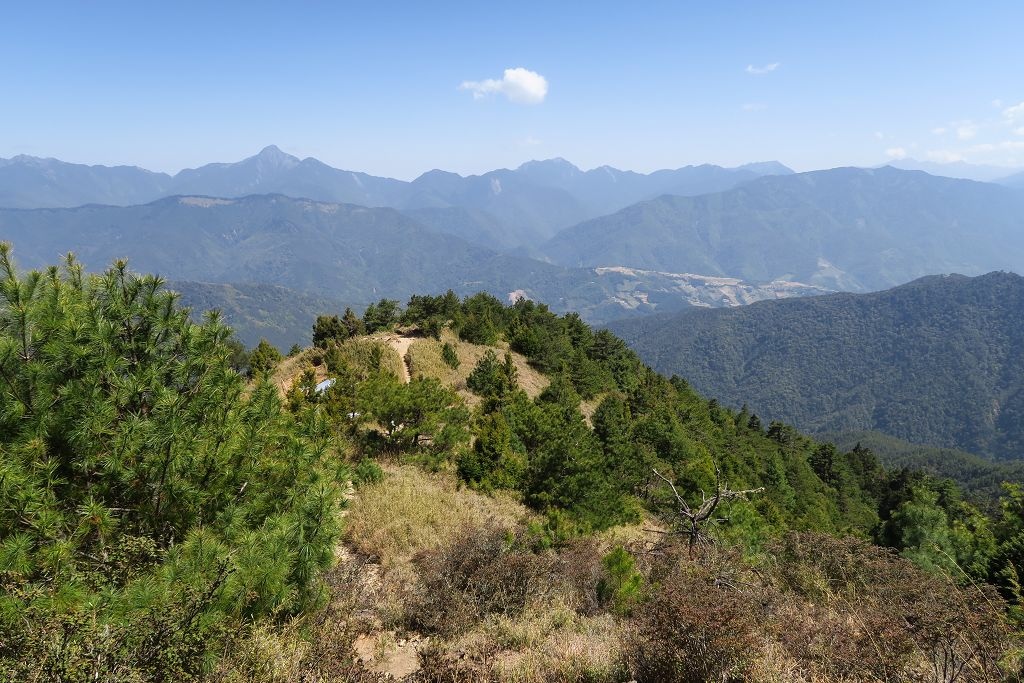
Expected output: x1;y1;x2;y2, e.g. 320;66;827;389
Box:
345;465;530;568
407;330;549;406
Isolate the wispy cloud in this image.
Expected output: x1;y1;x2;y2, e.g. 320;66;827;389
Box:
931;126;947;135
1003;101;1024;121
969;140;1024;152
745;62;780;75
460;67;548;105
956;121;978;140
926;149;964;163
885;147;908;160
874;131;885;140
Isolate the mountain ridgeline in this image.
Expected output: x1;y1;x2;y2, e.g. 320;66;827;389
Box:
0;194;835;346
609;271;1024;461
0;146;791;246
546;166;1024;291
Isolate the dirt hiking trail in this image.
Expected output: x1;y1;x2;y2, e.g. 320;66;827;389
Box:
384;335;416;383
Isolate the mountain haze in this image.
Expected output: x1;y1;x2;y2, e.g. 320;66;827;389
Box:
546;167;1024;291
0;194;599;306
884;158;1020;182
0;147;792;246
0;193;835;346
0;155;171;208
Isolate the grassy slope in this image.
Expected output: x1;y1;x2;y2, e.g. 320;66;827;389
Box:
405;329;549;406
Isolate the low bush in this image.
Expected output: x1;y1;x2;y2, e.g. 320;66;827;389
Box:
407;524;554;636
626;557;762;683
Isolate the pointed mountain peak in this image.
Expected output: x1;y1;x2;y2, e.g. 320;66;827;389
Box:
250;145;300;168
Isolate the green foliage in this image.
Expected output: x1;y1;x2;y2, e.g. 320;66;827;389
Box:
362;298;401;333
440;341;460;369
0;248;346;677
597;546;643;615
340;306;365;338
247;337;282;376
285;366;318;412
457;412;525;490
466;350;518;401
878;478;997;582
612;271;1024;461
224;336;250;374
352;458;385;487
367;288;910;540
312;313;347;349
401;290;461;333
356;373;470;455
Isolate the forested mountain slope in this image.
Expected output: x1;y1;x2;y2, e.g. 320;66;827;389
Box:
0;193;613;311
546;166;1024;291
0;193;834;346
609;271;1024;460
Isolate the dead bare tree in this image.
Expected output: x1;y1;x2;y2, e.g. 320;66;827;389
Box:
650;466;763;558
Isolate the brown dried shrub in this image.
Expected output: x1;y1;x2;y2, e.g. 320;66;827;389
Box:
765;532;1016;683
626;556;762;683
406;523;556;637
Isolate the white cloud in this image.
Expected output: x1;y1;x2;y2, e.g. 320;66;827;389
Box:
885;147;908;160
1015;127;1024;137
874;131;885;140
993;99;1004;108
745;62;780;75
460;67;548;105
521;135;542;146
975;140;1024;152
926;150;964;163
931;126;947;135
956;122;978;140
1003;101;1024;121
741;102;767;111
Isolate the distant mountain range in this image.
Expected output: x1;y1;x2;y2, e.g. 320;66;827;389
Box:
0;146;792;247
4;150;1024;351
884;158;1023;183
544;166;1024;291
1002;170;1024;188
609;271;1024;461
0;194;827;346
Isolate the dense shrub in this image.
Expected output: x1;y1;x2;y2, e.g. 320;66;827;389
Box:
767;533;1015;682
0;250;347;679
626;559;761;683
407;524;555;636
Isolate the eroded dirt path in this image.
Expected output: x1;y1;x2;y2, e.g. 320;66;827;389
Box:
384;335;416;383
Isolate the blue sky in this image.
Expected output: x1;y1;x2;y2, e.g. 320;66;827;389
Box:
2;1;1022;178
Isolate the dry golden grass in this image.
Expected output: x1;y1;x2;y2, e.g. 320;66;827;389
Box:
345;465;530;568
269;347;325;398
210;621;309;683
269;338;406;400
407;329;548;406
579;392;607;427
435;607;626;683
491;613;627;683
